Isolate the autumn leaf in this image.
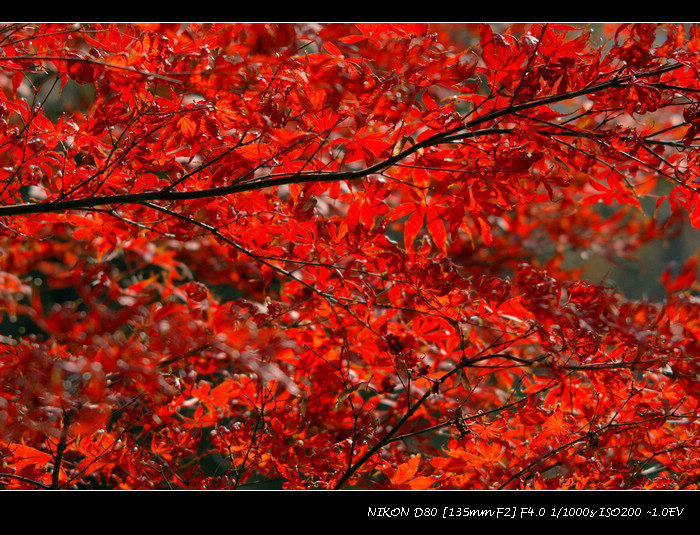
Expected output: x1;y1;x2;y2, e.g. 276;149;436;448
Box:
390;454;434;488
7;444;53;471
404;208;425;253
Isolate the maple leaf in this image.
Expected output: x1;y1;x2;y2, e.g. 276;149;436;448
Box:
389;454;434;489
7;443;53;471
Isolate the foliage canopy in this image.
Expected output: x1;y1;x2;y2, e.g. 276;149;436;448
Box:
0;22;699;490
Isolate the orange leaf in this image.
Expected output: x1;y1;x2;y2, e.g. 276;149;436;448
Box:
391;454;421;485
7;443;53;471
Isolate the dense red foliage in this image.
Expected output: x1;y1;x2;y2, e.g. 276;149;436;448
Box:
0;22;698;490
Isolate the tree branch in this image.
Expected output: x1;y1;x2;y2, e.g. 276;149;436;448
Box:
0;63;683;219
50;409;74;490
